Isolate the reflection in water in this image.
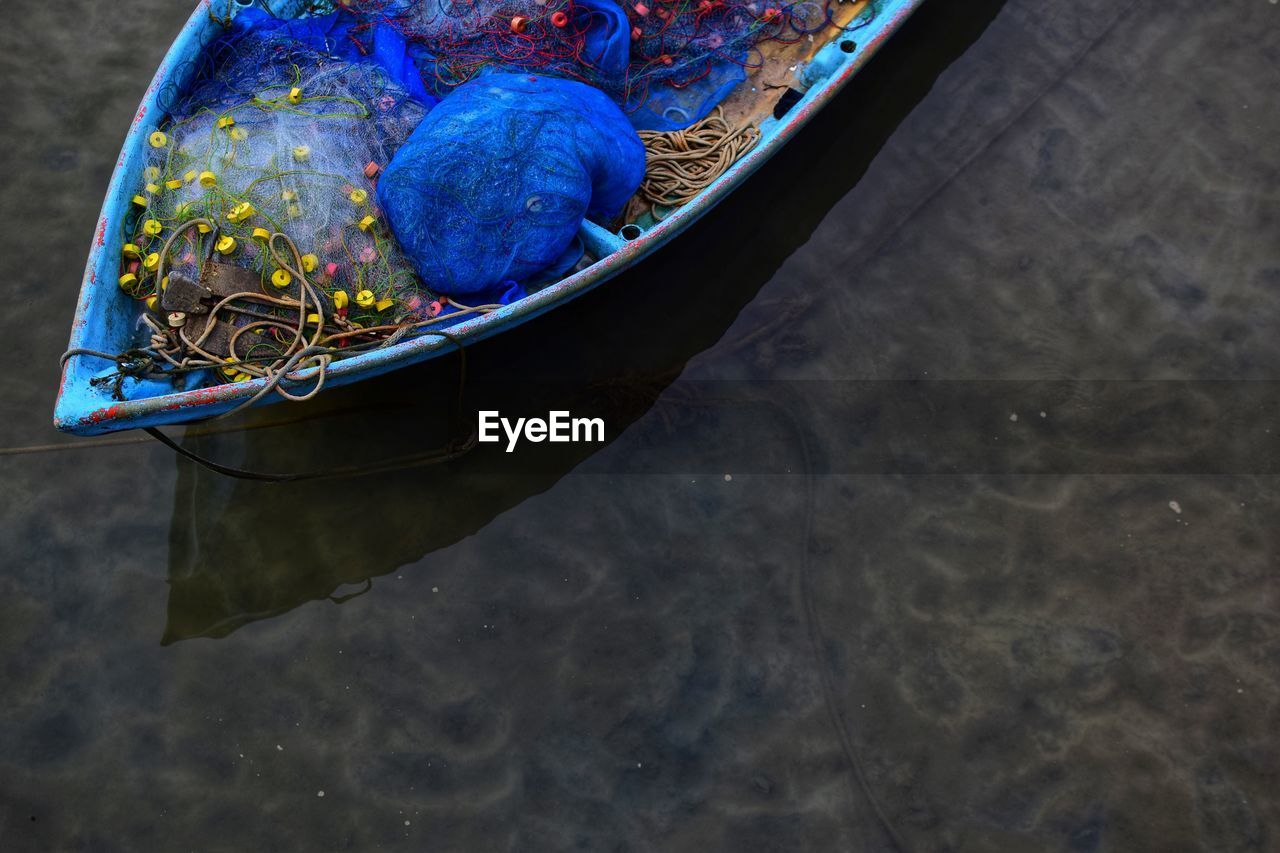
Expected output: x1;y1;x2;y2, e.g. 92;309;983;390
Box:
162;0;1013;646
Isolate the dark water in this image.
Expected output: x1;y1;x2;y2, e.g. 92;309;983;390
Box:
3;0;1279;850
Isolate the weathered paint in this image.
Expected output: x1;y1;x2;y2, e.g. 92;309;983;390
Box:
54;0;925;436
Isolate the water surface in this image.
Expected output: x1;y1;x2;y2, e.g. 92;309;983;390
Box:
1;0;1278;850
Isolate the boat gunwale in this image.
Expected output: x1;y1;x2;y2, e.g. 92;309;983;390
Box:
55;0;924;435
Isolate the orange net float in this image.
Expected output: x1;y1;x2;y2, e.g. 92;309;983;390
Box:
510;16;529;34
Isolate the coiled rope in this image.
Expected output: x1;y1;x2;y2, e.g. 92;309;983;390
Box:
637;108;761;207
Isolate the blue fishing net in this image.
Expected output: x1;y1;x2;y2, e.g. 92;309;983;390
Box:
237;0;769;131
366;0;630;95
224;0;873;130
377;71;645;295
621;1;758;131
214;7;441;106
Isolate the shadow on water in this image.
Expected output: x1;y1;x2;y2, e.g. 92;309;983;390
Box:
162;0;1011;645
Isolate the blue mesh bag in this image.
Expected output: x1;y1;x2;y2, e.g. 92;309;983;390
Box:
376;71;646;296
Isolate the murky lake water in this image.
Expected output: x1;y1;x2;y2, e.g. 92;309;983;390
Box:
2;0;1278;850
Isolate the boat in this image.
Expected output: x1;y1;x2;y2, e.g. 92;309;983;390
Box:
54;0;924;436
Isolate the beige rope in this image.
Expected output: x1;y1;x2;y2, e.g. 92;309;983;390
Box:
637;108;761;207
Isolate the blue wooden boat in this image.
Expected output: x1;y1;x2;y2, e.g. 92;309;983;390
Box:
55;0;924;436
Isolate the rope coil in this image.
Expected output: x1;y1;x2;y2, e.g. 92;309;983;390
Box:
637;108;761;206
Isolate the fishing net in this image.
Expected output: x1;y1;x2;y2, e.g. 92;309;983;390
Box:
364;0;630;94
365;0;740;129
109;24;461;401
128;25;433;316
292;0;861;130
378;71;645;295
622;0;875;128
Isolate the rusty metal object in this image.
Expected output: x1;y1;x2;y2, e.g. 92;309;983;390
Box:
202;262;263;299
160;271;211;314
197;319;241;359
